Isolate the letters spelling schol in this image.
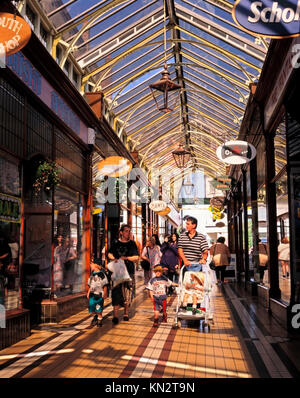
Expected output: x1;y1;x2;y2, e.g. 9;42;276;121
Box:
248;1;300;24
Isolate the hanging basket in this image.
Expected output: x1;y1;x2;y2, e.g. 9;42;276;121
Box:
33;161;61;195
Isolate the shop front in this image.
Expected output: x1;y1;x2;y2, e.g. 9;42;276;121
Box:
227;37;300;331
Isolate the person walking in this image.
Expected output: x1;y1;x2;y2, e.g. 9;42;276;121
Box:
141;236;161;287
147;265;178;327
278;237;290;278
210;237;231;284
258;239;269;284
160;233;180;295
178;216;209;272
108;224;139;324
87;262;108;327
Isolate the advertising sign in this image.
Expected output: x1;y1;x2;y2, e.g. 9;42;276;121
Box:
97;156;132;177
233;0;300;38
149;200;167;212
0;193;21;223
0;13;32;56
216;140;256;165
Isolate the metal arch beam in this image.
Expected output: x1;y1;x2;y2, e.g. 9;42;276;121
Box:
55;0;130;37
176;26;262;72
181;50;249;91
184;80;244;112
188;141;220;158
127;105;180;139
81;28;165;85
176;4;266;62
103;51;174;103
57;0;131;70
187;90;243;122
140;129;224;168
188;104;239;134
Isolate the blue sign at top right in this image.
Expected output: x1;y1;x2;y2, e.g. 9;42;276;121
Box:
232;0;300;38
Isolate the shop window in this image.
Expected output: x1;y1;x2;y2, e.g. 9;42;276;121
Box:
39;24;48;48
54;187;84;297
63;59;70;77
276;170;290;303
25;4;36;30
0;157;21;310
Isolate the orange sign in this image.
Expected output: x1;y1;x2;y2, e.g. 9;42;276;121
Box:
0;13;32;56
97;156;132;177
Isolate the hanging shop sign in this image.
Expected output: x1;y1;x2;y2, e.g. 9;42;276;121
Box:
97;156;132;178
210;196;225;210
232;0;300;38
156;206;171;216
149;200;167;212
0;193;21;223
0;13;32;56
216;140;256;165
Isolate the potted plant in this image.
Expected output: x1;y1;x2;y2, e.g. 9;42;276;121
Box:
33;160;61;194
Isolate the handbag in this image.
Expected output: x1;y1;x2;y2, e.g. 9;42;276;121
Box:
141;247;150;271
209;245;216;270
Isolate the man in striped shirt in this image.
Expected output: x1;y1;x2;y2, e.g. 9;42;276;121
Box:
178;216;209;267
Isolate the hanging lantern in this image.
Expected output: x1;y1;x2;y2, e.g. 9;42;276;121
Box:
172;144;191;169
182;178;194;196
149;64;181;113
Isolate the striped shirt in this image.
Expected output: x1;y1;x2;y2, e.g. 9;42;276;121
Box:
178;231;209;262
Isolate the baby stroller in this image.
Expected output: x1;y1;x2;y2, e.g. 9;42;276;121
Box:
173;263;213;331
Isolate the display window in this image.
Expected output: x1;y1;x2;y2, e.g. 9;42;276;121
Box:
53;186;84;297
0;156;21;310
276;170;290;303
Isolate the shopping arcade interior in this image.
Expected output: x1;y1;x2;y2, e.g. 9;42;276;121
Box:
0;0;295;336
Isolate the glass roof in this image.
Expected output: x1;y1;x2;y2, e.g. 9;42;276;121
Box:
38;0;269;179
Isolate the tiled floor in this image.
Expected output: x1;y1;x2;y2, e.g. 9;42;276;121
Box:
0;272;299;379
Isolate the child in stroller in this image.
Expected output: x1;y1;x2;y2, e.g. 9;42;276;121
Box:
182;272;205;314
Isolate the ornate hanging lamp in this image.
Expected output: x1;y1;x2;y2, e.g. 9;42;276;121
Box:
149;63;181;113
148;0;181;113
172;144;191;169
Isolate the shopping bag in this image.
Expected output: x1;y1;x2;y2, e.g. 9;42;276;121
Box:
107;259;131;288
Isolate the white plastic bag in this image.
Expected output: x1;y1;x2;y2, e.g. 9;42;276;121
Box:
107;259;131;288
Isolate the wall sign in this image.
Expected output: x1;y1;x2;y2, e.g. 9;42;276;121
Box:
0;193;21;223
149;200;167;212
216;140;256;164
6;52;89;141
97;156;132;177
0;13;31;56
233;0;300;38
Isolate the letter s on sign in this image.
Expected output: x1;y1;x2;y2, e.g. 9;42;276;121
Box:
248;2;263;23
291;304;300;329
291;44;300;69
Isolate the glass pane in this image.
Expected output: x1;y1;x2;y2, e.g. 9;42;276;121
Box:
54;187;83;297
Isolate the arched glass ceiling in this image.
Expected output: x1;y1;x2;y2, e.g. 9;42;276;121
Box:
38;0;268;179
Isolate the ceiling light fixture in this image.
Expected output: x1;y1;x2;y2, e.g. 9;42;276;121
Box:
149;0;181;113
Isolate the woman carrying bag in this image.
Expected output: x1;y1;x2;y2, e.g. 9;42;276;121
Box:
209;237;231;285
141;236;161;287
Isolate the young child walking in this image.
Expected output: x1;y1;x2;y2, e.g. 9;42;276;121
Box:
147;265;178;327
87;262;108;327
